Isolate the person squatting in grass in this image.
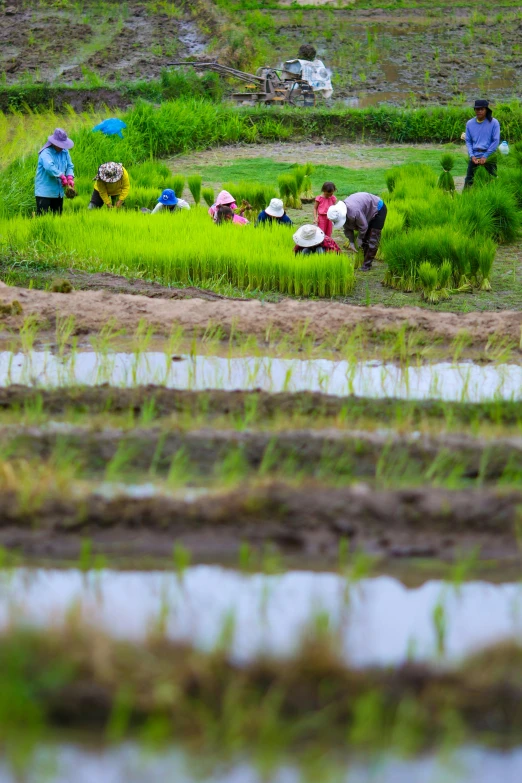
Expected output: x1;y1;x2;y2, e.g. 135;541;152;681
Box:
293;224;341;254
143;188;190;214
464;99;500;188
34;128;75;216
314;181;337;237
256;198;293;227
208;190;249;223
216;205;249;225
89;162;130;209
328;193;387;272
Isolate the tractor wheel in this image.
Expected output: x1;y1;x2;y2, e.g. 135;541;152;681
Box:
287;80;315;108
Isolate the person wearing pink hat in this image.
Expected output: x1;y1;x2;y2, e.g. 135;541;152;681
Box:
34;128;75;215
208;189;250;223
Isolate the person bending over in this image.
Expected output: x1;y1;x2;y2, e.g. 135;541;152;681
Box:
34;128;75;216
89;162;130;209
256;198;293;226
328;192;387;271
293;224;340;254
464;99;500;188
209;190;249;223
149;188;190;213
216;205;249;225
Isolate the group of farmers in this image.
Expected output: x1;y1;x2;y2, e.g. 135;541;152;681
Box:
34;99;501;272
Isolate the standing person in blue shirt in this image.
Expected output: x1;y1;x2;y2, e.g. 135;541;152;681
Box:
256;198;293;227
34;128;75;215
464;100;500;188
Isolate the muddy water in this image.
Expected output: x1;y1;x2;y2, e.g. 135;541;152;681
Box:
1;351;521;402
3;568;522;667
2;744;522;783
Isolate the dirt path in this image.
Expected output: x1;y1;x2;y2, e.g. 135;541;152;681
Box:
168;141;450;171
0;285;521;346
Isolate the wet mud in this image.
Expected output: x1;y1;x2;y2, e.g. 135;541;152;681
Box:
2;425;521;483
0;285;521;346
0;483;520;562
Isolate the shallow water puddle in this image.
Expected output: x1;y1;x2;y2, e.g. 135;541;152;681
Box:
2;568;522;666
1;352;521;401
1;744;522;783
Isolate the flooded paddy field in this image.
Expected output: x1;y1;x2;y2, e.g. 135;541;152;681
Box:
0;320;520;773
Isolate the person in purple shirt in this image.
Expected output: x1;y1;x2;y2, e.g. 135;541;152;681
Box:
464;99;500;188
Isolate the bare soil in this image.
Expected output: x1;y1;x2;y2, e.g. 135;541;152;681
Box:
41;270;243;302
0;483;520;562
1;1;208;84
0;285;521;347
3;425;521;483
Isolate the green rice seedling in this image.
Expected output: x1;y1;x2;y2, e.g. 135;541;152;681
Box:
437;259;453;300
171;174;185;199
202;186;214;208
187;174;202;205
0;205;351;298
463;182;520;243
222;181;277;212
438;153;455;193
278;174;294;208
292;165;306;196
477;243;495;290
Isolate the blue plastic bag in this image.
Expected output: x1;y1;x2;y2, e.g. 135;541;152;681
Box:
92;118;127;139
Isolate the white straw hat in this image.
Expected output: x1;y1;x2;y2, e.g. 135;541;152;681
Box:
265;198;285;218
327;201;347;229
293;224;325;247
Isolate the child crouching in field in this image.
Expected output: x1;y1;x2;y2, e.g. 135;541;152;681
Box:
293;224;340;254
216;205;249;225
314;181;337;237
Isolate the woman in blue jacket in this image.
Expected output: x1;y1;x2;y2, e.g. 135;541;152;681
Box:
464;100;500;188
34;128;75;215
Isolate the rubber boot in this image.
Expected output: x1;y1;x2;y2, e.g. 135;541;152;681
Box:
360;229;382;271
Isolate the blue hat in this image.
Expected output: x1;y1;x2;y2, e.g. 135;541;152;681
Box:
158;188;178;206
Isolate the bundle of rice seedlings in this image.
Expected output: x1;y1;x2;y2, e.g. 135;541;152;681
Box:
187;175;202;205
437;259;453;300
302;175;313;198
202;187;214;208
438;153;455;193
477;242;495;290
461;181;520;243
278;174;296;208
418;261;439;303
498;168;522;208
172;174;185;199
222;181;277;212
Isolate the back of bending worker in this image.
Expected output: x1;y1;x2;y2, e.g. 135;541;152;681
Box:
89;162;130;209
327;193;387;272
464;99;500;187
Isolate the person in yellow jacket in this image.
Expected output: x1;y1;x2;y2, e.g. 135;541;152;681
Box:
89;162;130;209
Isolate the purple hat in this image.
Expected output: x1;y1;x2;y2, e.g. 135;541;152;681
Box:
47;128;74;150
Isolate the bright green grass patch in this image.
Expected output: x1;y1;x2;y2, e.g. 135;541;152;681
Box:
186;150;468;197
0;209;355;297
